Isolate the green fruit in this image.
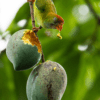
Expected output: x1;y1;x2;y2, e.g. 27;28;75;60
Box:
6;29;42;71
26;60;67;100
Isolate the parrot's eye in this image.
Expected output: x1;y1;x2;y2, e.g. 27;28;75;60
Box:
42;8;45;12
50;23;55;26
40;6;45;12
40;8;45;13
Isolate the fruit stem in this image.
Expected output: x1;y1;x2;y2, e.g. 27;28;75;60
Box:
41;52;45;62
28;0;45;63
84;0;100;48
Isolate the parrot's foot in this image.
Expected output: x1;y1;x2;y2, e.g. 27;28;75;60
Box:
32;26;42;33
27;0;35;3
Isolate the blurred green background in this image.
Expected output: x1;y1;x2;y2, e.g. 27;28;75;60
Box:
0;0;100;100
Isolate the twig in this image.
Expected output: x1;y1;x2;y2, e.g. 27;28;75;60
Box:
29;2;35;27
84;0;100;51
85;0;100;40
28;0;45;62
91;23;99;43
85;0;100;25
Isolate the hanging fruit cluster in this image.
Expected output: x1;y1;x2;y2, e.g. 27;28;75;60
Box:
6;0;67;100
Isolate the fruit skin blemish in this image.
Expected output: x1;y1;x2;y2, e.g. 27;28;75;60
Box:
22;30;42;53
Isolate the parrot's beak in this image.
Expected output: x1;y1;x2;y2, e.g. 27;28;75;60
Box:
56;24;63;31
55;14;64;31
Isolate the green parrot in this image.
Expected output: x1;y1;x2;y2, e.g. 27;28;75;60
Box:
34;0;64;31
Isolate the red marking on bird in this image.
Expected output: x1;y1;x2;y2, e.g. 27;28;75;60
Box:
56;24;63;31
55;14;64;31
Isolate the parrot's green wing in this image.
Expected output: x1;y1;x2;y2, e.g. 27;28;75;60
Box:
35;0;56;13
34;0;57;28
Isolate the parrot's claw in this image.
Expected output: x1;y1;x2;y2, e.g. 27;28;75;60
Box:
32;26;42;33
27;0;35;3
